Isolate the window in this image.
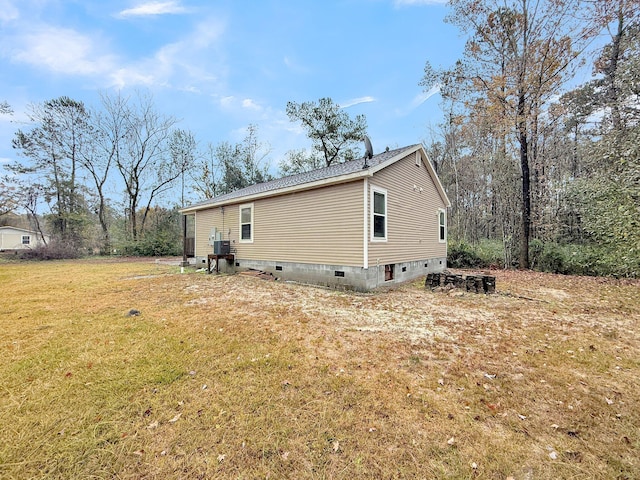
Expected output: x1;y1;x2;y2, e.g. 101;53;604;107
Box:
371;186;387;241
22;235;30;245
438;209;446;243
239;203;253;243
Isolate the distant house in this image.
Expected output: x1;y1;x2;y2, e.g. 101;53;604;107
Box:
181;144;451;291
0;226;49;251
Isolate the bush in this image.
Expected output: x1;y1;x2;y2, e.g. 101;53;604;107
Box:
447;242;485;269
529;239;567;274
529;241;639;278
20;240;83;260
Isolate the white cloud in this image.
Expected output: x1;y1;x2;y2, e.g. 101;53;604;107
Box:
242;98;261;111
283;56;310;74
118;1;188;18
219;96;235;108
340;96;376;108
108;17;225;89
410;85;440;108
9;26;117;76
217;96;262;112
0;0;19;23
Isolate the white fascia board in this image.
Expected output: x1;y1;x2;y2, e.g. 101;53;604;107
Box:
369;144;451;208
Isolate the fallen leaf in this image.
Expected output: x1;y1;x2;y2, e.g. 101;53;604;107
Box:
518;414;527;420
146;420;159;429
484;373;496;379
605;397;614;405
447;436;456;445
168;413;182;423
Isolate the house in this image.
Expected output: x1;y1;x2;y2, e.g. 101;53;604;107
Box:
0;226;49;251
181;144;451;291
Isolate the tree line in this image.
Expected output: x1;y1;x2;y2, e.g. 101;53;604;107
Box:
422;0;639;277
0;94;366;257
2;0;637;277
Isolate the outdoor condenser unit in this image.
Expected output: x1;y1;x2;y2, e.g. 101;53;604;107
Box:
213;240;230;255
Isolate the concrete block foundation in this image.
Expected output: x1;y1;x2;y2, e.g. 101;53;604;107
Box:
195;256;447;291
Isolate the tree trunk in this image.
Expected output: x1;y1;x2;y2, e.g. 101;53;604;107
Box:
518;93;531;270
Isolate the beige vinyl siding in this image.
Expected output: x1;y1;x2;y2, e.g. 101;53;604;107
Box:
368;152;446;264
242;181;363;265
195;181;364;266
194;207;238;257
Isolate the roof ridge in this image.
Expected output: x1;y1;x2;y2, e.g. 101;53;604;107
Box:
183;144;419;210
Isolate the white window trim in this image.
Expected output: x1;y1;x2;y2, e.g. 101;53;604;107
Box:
438;208;446;243
239;203;254;243
370;186;388;242
22;235;30;245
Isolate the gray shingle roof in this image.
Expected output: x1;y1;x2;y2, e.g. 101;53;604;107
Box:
184;144;418;211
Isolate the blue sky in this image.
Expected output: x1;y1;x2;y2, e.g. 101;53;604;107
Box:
0;0;462;176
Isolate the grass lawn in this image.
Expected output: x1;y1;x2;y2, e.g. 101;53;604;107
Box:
1;258;639;479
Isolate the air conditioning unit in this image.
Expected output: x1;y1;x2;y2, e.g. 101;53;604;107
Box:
214;240;230;255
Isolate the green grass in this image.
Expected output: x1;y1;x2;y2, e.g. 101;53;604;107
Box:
1;259;639;478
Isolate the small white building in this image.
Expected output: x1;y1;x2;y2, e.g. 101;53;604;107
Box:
0;226;49;251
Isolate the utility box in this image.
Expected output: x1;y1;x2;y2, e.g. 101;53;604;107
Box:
213;240;230;255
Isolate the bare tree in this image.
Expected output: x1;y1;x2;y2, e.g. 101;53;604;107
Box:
104;91;179;241
169;128;197;207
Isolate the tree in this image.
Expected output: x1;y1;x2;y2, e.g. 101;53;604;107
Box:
285;98;367;169
204;124;272;196
77;93;126;254
278;149;324;176
566;9;640;275
169;128;197;206
11;97;92;245
190;142;221;200
104;91;181;241
0;179;18;217
1;101;12;116
423;0;601;268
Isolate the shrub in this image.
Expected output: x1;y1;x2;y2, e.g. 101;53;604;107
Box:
447;242;485;269
530;239;567;274
20;240;83;260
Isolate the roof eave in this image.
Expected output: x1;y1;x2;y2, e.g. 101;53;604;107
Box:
369;144;451;208
180;168;373;213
